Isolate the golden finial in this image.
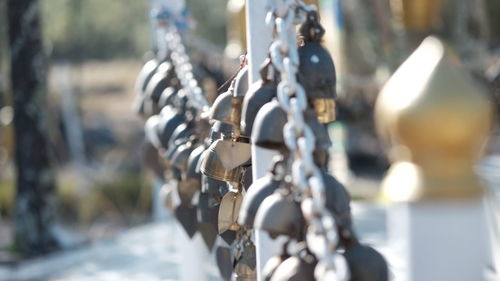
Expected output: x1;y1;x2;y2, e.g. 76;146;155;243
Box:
394;0;443;33
375;36;494;202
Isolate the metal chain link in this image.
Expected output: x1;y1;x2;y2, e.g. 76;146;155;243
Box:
155;13;210;113
266;1;349;280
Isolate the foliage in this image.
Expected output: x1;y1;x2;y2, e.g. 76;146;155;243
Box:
40;0;228;61
41;0;151;60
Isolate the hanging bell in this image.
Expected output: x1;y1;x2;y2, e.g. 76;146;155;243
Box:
171;141;195;171
220;228;238;245
253;101;332;151
177;180;199;207
197;192;219;250
254;192;305;240
216;246;234;281
165;138;186;164
158;106;186;149
210;90;233;124
200;138;249;183
174;204;198;238
218;190;243;234
158;86;178;109
145;61;177;106
321;171;352;229
169;123;194;148
135;58;159;96
234;65;249;98
201;174;224;207
270;250;317;281
186;144;206;182
144;115;162;149
252;99;287;150
241;80;277;137
211;121;234;141
176;149;201;207
343;242;389;281
298;11;337;124
211;66;248;125
234;240;257;281
238;170;281;227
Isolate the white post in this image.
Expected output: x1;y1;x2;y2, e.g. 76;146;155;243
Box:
245;1;282;281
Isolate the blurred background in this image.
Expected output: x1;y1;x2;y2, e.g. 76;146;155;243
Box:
0;0;500;264
0;0;232;261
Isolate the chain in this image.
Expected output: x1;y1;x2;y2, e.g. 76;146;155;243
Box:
266;1;349;280
155;11;210;113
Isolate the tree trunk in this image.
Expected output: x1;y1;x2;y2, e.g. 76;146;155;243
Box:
6;0;59;256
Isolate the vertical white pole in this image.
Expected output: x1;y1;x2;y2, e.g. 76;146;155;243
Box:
245;2;282;281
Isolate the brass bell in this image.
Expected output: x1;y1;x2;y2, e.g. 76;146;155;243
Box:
218;190;243;234
234;240;257;281
211;66;248;125
254;192;305;240
241;79;277;137
298;11;337;124
200;138;249;183
270;251;317;281
343;242;389;281
238;166;281;227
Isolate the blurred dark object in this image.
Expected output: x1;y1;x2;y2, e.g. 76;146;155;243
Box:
7;0;60;256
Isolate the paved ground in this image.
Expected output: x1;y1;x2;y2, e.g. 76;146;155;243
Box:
0;202;388;281
1;155;500;281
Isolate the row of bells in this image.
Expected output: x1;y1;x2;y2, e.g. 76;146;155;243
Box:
133;11;388;281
